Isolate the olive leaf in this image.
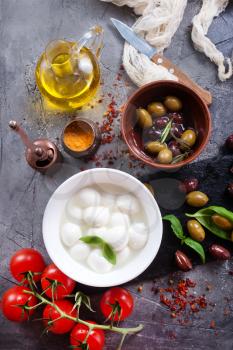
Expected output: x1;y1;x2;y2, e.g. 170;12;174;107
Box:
186;206;233;241
184;237;205;264
80;236;116;265
163;214;186;240
163;214;206;263
160;120;172;144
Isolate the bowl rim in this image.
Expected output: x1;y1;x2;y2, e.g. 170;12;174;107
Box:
42;168;163;287
121;80;212;169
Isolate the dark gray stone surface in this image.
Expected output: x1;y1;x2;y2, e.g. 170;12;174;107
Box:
0;0;233;349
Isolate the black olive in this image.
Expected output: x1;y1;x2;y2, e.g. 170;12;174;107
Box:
168;140;181;157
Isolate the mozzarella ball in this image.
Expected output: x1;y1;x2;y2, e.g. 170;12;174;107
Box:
128;224;148;250
61;222;82;247
102;226;128;252
87;249;112;273
73;187;101;208
66;200;83;223
117;246;131;265
109;212;129;229
69;242;91;262
86;227;106;239
116;194;140;215
83;206;110;227
131;222;148;235
101;193;115;208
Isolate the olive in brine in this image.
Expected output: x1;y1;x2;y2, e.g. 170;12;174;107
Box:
186;191;209;207
136;108;153;128
147;102;167;117
181;130;197;148
145;141;166;154
187;220;205;242
211;214;233;230
157;148;173;164
164;96;182;111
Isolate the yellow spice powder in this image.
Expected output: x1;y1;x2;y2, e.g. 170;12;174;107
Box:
64;122;94;152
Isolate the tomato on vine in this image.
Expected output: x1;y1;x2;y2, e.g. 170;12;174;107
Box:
41;263;76;300
70;321;105;350
100;287;134;322
10;248;46;284
43;300;76;334
2;286;38;322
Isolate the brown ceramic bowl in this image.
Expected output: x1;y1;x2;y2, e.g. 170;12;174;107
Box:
121;80;212;170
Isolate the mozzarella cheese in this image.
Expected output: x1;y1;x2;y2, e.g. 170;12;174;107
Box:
74;187;101;208
101;193;115;208
61;222;82;247
117;246;131;265
109;212;129;229
69;242;91;262
102;226;128;252
66;200;83;223
116;194;140;215
87;249;112;273
83;206;110;227
86;227;106;239
128;223;148;250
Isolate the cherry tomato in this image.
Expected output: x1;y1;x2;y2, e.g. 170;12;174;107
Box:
43;300;76;334
100;287;134;322
70;321;105;350
2;286;37;322
10;248;46;284
41;263;76;300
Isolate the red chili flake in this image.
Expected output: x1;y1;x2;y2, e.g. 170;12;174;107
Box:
210;320;216;329
155;278;208;321
160;294;171;307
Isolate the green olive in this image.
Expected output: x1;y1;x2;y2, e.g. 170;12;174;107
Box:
181;130;197;148
136;108;153;128
147;102;167;117
157;148;173;164
186;191;209;207
145;141;166;154
144;183;155;196
187;219;205;242
211;214;233;230
164;96;182;111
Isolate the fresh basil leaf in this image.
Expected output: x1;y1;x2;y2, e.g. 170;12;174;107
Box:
163;214;186;240
186;207;231;241
80;235;103;245
184;237;206;264
102;242;116;265
80;236;116;265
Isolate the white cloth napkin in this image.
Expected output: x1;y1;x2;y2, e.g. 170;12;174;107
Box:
101;0;232;84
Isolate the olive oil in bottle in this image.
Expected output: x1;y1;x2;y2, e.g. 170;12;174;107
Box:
35;27;103;111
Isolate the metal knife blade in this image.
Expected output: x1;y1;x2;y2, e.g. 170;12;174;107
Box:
111;18;157;59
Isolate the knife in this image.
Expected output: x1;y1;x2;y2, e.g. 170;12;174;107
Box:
111;18;212;106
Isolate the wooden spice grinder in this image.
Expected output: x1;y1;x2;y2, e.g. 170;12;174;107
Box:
9;120;61;173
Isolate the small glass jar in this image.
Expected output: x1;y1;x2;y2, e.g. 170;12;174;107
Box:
62;117;101;158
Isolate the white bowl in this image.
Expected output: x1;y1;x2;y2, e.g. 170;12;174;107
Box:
43;168;163;287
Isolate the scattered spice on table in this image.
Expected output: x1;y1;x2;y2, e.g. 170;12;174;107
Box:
152;278;208;320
